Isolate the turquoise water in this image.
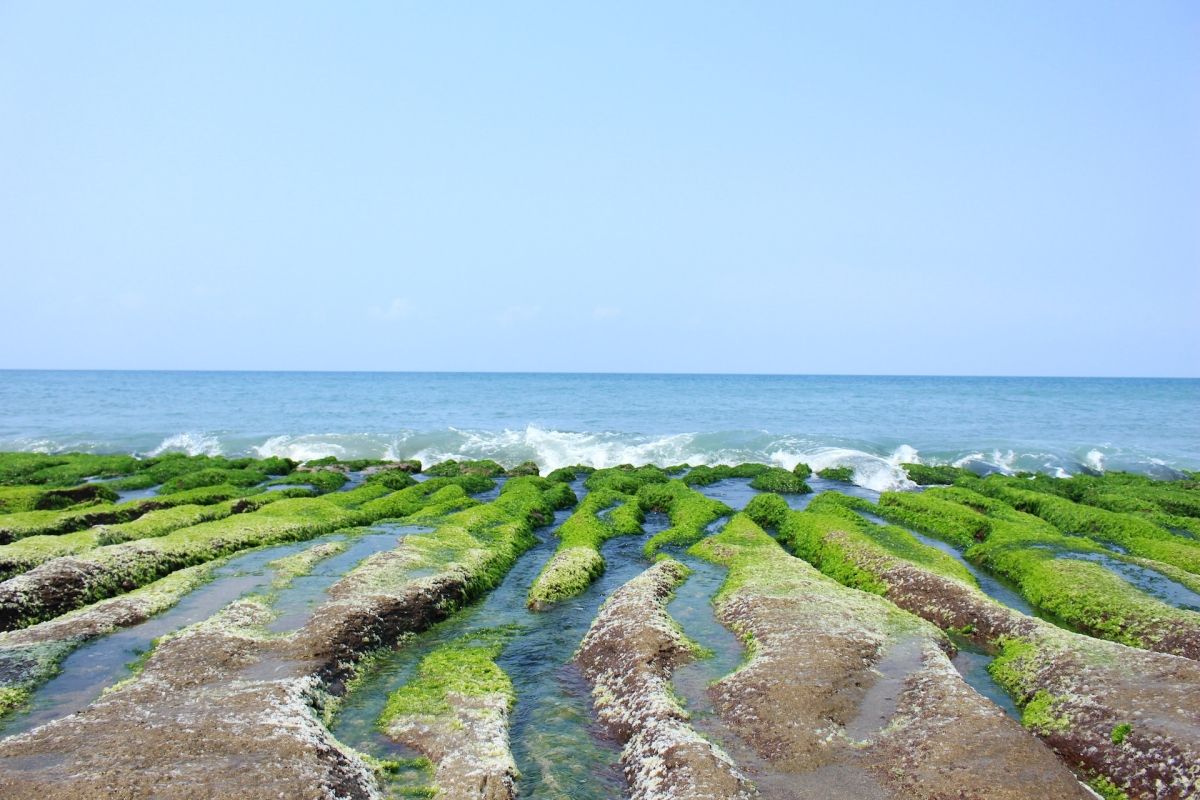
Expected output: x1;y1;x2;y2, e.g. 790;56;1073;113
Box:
2;371;1196;490
330;478;638;798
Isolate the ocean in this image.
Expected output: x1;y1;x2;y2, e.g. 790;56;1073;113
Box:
0;370;1195;491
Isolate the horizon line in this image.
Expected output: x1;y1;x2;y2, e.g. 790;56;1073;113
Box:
1;368;1197;381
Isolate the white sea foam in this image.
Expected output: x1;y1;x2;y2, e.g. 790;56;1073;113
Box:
254;435;349;462
148;432;222;457
76;428;1182;486
765;444;918;492
951;449;1019;475
403;426;703;473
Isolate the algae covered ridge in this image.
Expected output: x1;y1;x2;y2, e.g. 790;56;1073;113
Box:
0;451;1197;799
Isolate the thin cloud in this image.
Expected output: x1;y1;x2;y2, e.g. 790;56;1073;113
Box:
592;305;622;320
495;304;541;326
368;296;414;321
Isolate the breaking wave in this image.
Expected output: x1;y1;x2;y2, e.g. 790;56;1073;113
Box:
4;426;1192;490
147;432;223;457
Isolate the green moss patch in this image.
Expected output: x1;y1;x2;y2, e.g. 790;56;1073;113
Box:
681;463;769;487
379;627;517;723
424;459;506;478
526;485;642;608
817;466;854;482
748;467;812;494
639;480;730;557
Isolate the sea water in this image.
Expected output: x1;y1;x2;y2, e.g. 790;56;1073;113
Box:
1;371;1196;491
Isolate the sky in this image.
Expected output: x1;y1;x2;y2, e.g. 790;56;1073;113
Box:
1;2;1197;377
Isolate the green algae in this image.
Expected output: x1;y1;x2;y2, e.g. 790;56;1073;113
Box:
901;463;971;485
269;469;349;493
545;465;594;484
638;480;729;557
876;490;993;547
869;487;1200;654
747;466;812;494
745;492;977;591
0;482;278;543
379;627;516;723
988;471;1200;522
158;467;273;494
987;637;1075;737
0;451;290;491
363;470;418;491
525;487;641;609
424;459;506;478
1088;775;1131;800
349;477;573;602
525;468;692;608
0;483;118;515
0;453;141;487
0;478;494;630
583;464;669;494
0;685;27;716
967;476;1200;573
681;463;769;487
817;466;855;482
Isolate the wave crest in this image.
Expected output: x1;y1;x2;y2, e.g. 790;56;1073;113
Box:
147;432;222;457
6;427;1188;485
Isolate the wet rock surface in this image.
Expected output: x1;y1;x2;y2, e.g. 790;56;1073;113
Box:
386;691;519;800
575;559;756;799
0;601;379;800
772;502;1200;798
691;515;1090;799
0;480;562;797
0;461;1196;798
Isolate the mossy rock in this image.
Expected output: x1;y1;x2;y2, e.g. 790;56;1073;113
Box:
902;463;968;485
424;459;506;478
817;466;854;482
682;463;769;487
749;467;812;494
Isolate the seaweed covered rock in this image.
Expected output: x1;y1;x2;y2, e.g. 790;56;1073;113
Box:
901;463;969;485
687;514;1090;799
817;466;855;482
425;459;506;478
748;466;811;494
681;463;769;487
380;629;519;800
755;493;1200;798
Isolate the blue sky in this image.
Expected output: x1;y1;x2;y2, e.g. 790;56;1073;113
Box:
1;2;1197;376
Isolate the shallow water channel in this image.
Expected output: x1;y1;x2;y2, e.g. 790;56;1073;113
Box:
691;476;881;513
856;510;1037;617
852;511;1028;723
332;477;647;799
1046;548;1200;612
267;523;435;633
665;528;894;799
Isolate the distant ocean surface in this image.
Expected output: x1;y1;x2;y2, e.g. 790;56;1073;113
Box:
1;371;1196;491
